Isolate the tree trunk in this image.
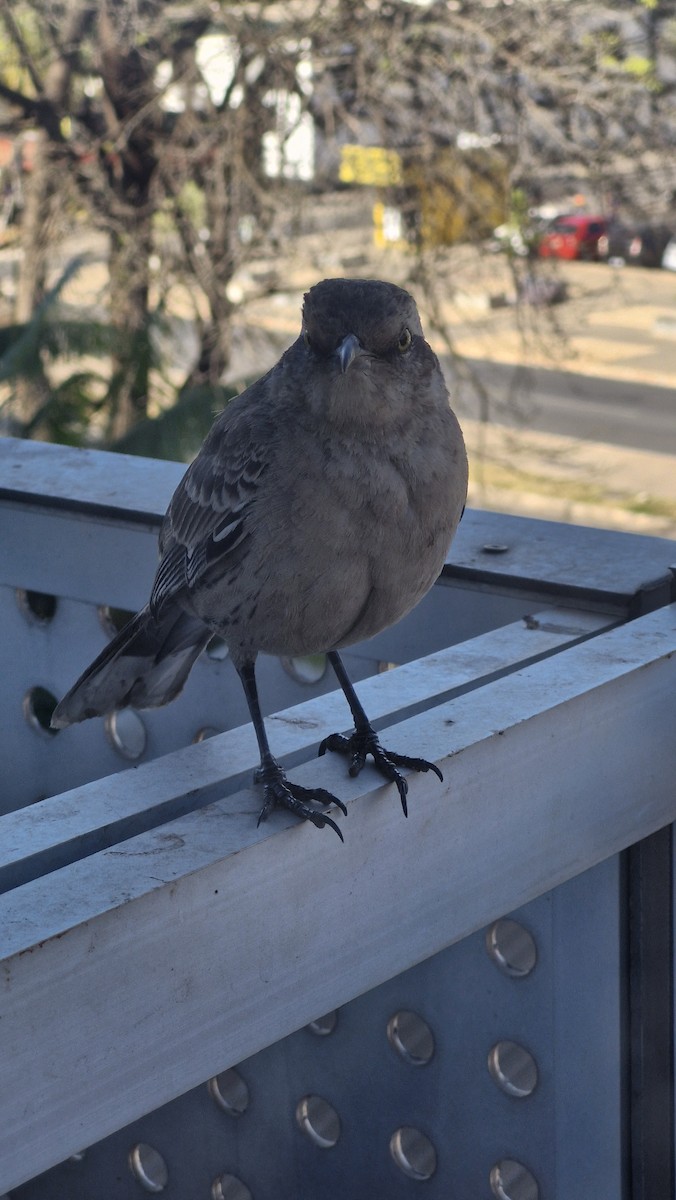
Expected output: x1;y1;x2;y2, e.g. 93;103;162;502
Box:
96;0;161;441
12;132;55;430
12;0;90;430
180;295;234;395
105;216;153;441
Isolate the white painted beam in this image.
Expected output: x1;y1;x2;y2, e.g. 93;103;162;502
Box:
1;606;675;1191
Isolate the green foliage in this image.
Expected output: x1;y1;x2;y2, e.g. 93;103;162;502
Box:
111;383;240;462
154;182;207;239
0;255;241;455
0;5;46;95
508;189;530;229
178;180;207;229
0;256;147;445
20;370;106;445
599;51;661;90
0;258;110;443
0;257;88;382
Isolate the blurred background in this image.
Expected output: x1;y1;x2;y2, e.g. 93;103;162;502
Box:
0;0;675;536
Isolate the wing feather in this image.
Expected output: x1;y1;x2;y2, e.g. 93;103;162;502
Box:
151;384;274;613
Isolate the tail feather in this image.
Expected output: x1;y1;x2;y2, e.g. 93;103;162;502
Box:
51;605;211;728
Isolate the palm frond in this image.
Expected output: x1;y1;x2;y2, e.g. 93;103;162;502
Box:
111;383;241;462
0;256;91;382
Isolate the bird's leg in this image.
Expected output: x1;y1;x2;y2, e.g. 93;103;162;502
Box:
318;651;443;818
237;661;346;839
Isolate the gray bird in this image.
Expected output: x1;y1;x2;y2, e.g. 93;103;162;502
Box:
52;278;468;839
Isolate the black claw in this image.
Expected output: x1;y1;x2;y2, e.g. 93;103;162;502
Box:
258;799;344;841
398;782;409;819
385;750;444;785
314;811;345;840
318;733;348;758
254;761;346;839
320;724;442;817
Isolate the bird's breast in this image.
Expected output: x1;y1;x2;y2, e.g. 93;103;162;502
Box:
200;407;466;661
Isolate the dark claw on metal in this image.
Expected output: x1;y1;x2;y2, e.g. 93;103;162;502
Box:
254;764;346;839
319;725;443;818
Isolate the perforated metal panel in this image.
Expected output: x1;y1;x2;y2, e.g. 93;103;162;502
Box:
11;859;623;1200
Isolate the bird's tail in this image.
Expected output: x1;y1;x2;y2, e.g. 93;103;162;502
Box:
51;604;211;729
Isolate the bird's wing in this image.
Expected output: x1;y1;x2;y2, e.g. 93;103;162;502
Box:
150;395;273;614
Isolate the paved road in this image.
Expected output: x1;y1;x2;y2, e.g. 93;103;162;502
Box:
448;358;676;457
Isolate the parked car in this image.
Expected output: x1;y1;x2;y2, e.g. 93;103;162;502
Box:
598;222;672;268
538;214;608;261
661;237;676;272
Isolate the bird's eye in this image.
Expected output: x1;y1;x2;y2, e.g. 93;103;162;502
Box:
397;327;412;352
303;330;312;349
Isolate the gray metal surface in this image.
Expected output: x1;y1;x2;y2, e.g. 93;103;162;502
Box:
2;438;675;1199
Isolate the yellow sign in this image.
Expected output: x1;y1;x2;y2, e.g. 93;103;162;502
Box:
339;145;403;187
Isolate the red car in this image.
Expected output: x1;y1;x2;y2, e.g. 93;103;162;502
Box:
538;214;608;261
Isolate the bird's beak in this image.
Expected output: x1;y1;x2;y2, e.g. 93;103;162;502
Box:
337;332;362;374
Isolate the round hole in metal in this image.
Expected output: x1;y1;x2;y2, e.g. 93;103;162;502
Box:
23;686;59;737
193;726;220;743
98;605;135;638
15;588;57;624
105;708;147;760
128;1143;168;1193
208;1068;250;1116
280;654;327;685
307;1010;338;1037
389;1126;437;1180
486;919;537;978
490;1158;539;1200
387;1010;435;1066
296;1095;341;1148
206;635;230;661
488;1040;538;1098
211;1175;253;1200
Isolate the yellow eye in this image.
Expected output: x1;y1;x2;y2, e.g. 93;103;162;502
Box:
398;327;412;352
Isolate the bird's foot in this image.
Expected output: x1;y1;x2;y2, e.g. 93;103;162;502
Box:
254;760;347;840
318;726;443;818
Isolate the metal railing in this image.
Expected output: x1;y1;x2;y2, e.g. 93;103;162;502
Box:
1;436;675;1200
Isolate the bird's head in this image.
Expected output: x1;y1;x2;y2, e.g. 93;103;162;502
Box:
298;278;440;431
